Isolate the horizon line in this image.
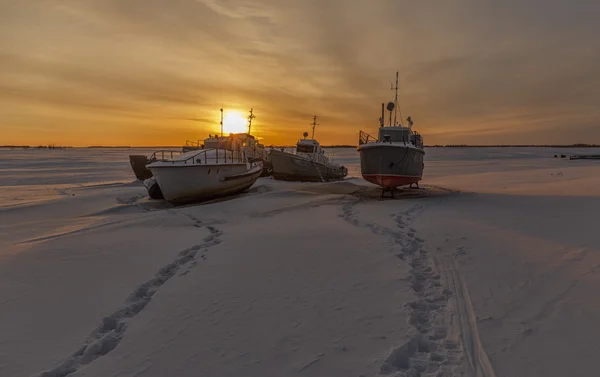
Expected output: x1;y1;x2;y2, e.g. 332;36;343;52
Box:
2;144;600;149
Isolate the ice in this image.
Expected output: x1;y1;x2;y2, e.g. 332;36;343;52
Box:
1;146;600;377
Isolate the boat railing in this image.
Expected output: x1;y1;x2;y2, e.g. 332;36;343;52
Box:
185;139;202;148
149;150;182;161
359;130;377;145
411;131;424;148
328;151;335;163
152;147;247;165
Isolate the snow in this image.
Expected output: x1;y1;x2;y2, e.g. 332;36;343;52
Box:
1;146;600;377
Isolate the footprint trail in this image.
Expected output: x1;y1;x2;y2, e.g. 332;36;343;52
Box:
340;200;476;376
37;218;222;377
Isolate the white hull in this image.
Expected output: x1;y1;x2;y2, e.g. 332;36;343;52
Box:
148;162;262;204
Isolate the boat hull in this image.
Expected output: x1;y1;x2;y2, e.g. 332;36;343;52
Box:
358;144;424;189
249;156;272;177
147;162;263;204
269;149;347;182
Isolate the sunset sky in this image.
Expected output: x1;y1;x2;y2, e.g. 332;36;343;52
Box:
1;0;599;146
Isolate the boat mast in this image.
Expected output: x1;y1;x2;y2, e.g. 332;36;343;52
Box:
392;71;405;126
311;115;318;139
247;108;255;135
220;107;224;137
391;72;399;126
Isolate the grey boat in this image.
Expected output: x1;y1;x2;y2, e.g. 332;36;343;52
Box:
357;72;425;196
269;116;348;182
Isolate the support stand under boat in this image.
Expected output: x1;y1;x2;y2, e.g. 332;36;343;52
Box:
381;182;421;198
381;187;400;198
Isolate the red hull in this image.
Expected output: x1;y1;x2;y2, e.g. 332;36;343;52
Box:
362;174;421;188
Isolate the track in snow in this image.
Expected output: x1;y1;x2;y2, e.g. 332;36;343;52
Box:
37;215;222;377
340;199;495;377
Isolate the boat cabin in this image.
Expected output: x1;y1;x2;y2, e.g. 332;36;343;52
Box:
204;133;268;161
203;134;245;151
296;138;329;164
233;133;258;149
296;139;320;154
378;126;424;148
378;126;410;143
204;133;259;150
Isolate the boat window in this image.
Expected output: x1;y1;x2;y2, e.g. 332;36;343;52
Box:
207;168;211;175
296;145;315;153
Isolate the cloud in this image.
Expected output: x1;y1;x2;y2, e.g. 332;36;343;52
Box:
1;0;599;145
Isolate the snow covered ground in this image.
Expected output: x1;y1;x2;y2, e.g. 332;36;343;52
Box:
1;146;599;377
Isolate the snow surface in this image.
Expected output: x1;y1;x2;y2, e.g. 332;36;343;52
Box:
1;146;599;377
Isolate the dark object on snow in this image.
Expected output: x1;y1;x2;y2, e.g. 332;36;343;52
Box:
569;154;600;160
129;155;153;180
144;177;164;199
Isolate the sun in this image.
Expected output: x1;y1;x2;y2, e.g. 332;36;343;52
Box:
222;111;248;134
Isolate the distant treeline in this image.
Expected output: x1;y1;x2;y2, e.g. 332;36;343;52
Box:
266;145;357;149
0;145;70;149
427;144;600;148
87;146;131;148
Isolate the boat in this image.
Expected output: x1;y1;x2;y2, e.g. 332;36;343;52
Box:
128;108;270;185
569;154;600;160
269;116;348;182
146;140;263;204
357;72;425;197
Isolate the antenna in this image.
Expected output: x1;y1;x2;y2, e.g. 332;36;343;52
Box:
247;108;255;135
220;107;223;137
391;71;399;126
311;115;318;139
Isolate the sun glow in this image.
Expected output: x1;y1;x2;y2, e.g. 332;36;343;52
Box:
222;112;248;134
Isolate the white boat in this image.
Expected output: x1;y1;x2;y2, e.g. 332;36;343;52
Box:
146;143;263;204
269;116;348;182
